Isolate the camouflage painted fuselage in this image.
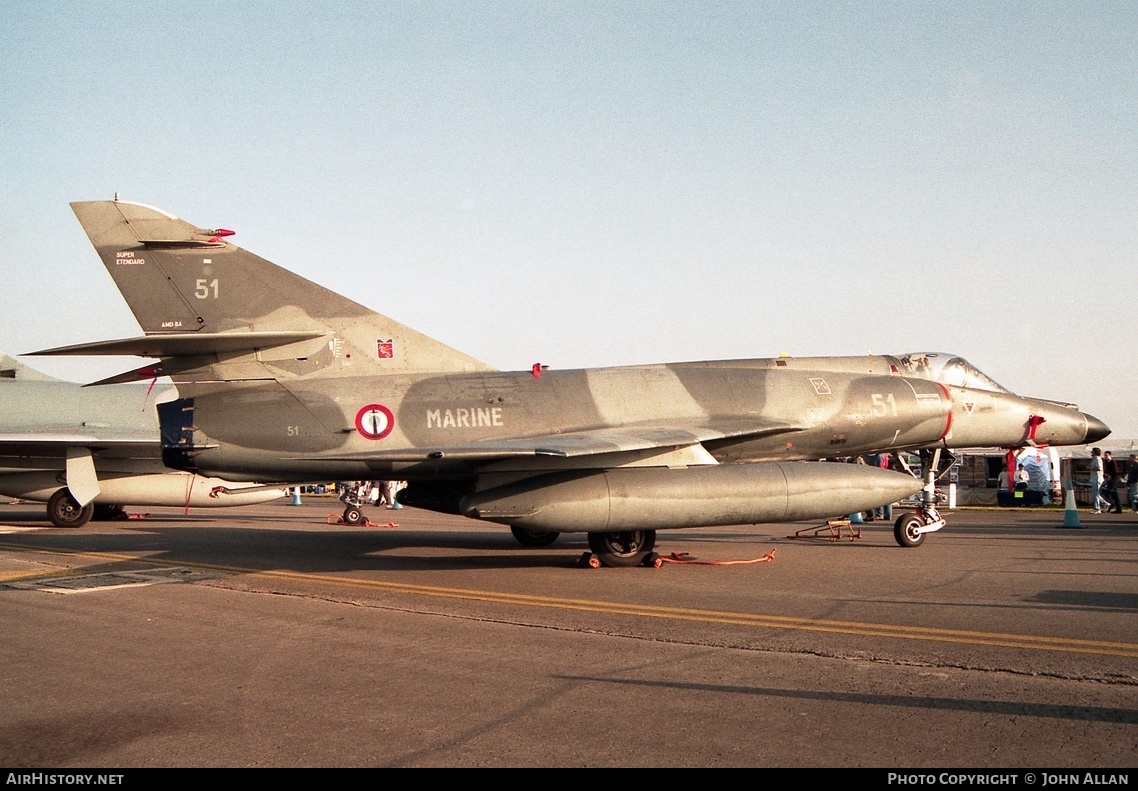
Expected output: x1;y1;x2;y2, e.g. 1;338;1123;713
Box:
158;355;1099;484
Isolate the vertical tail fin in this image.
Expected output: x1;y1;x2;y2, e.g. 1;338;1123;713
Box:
69;200;493;380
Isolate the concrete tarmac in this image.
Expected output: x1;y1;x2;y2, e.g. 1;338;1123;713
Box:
0;499;1135;767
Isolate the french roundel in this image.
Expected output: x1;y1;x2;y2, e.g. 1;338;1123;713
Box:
355;404;395;440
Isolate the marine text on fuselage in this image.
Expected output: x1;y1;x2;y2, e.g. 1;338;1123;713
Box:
427;407;504;429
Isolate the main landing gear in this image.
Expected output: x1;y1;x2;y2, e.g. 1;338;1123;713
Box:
586;530;657;567
892;448;953;548
47;488;94;528
508;527;656;567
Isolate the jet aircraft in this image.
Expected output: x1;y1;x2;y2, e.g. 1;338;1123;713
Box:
0;353;286;526
30;200;1109;564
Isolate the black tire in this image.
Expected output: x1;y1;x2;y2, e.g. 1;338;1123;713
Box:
342;506;365;525
510;526;560;547
47;489;94;528
587;530;657;567
893;514;925;548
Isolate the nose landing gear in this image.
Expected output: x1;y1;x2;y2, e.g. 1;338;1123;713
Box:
892;449;952;548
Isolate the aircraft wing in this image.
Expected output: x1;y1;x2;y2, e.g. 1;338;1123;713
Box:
28;331;328;358
0;428;158;458
294;420;804;463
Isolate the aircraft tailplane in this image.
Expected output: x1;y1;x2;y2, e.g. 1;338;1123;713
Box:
69;200;493;381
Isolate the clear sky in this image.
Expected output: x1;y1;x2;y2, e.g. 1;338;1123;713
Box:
2;2;1135;437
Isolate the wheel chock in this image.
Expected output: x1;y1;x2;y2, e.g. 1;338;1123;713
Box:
577;552;601;569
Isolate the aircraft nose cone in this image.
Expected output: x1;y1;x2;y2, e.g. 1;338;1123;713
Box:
1084;413;1111;444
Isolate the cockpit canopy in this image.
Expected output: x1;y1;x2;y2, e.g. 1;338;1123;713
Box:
896;353;1010;394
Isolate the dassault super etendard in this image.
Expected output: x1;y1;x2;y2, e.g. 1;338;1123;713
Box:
31;199;1110;565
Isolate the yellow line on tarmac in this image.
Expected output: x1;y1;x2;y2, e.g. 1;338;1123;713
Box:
3;542;1137;658
0;569;50;583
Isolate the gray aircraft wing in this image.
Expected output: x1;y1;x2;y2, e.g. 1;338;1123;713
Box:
292;420;805;463
0;355;281;522
0;355;161;458
27;332;333;386
0;428;158;458
29;331;328;358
